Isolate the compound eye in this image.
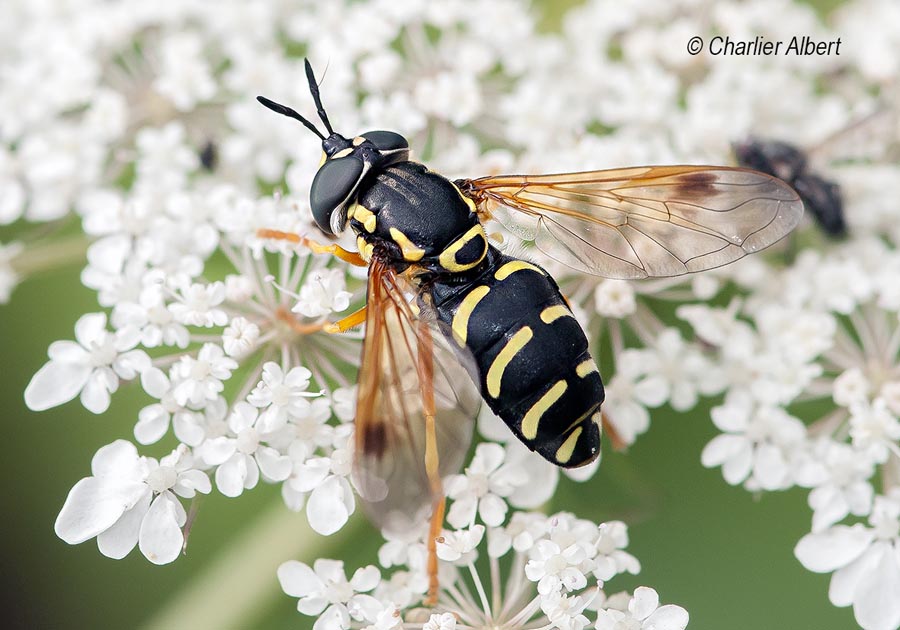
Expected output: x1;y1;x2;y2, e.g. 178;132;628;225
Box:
361;130;409;152
309;156;364;234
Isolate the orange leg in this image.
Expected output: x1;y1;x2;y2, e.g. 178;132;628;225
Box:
418;322;444;607
256;228;368;267
324;306;368;333
601;410;627;451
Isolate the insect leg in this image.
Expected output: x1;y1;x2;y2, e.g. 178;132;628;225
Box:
323;306;368;333
256;228;368;266
417;320;444;606
600;410;625;451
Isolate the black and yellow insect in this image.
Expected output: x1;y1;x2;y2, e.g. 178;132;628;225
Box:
258;60;803;600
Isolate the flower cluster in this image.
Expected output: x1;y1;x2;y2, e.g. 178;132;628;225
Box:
5;0;900;628
278;510;687;630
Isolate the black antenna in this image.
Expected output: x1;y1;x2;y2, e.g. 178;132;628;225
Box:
304;59;334;135
256;95;325;140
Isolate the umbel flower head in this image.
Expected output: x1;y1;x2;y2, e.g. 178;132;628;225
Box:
5;0;900;628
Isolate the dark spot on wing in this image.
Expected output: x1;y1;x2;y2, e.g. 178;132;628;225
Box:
674;171;718;198
362;422;388;458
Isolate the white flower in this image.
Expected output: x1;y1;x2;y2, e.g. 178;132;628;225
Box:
444;442;526;528
595;587;689;630
25;312;150;414
153;32;217;111
423;612;457;630
525;538;589;595
436;524;485;563
601;349;667;446
54;441;210;565
293;268;353;318
112;284;190;349
796;491;900;630
701;393;807;490
199;401;292;497
135;367;205;445
169;281;229;328
541;590;591;630
277;560;381;629
594;279;637;318
593;521;641;582
222;316;260;357
848;398;900;464
170;343;238;407
800;440;875;533
248;362;322;432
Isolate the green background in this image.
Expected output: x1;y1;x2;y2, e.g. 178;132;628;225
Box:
1;0;857;628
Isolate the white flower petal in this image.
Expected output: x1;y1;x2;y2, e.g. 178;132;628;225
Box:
24;360;91;411
307;476;353;536
215;454;248;497
853;543;900;630
97;492;152;559
81;370;113;414
277;560;324;599
644;604;690;630
256;447;292;482
138;495;184;565
630;586;659;620
795;525;874;573
55;477;148;544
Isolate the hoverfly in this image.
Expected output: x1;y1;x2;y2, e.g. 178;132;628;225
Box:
258;60;803;603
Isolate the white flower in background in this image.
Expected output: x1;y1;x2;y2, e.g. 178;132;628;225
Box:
248;362;321;432
294;268;353;318
595;587;689;630
25;312;150;413
277;559;381;628
198;401;292;497
54;440;210;565
701;393;807;490
444;442;527;528
134;367;203;446
280;509;684;630
0;240;22;302
169;281;229;328
170;343;238;407
796;490;900;630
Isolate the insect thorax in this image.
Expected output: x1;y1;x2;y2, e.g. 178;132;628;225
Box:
349;162;489;276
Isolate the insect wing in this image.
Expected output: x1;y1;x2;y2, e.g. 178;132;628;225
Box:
353;258;480;536
461;165;803;279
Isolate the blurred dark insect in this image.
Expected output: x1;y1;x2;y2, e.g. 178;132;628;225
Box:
199;140;218;172
733;106;899;239
733;138;846;237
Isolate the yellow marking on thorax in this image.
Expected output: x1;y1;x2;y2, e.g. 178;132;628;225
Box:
540;305;572;324
576;359;598;378
451;181;478;214
389;228;426;261
495;260;544;281
332;147;353;159
521;380;568;440
318;151;327;167
353;136;365;146
356;236;374;262
555;426;584;464
351;204;377;233
452;285;490;346
439;224;488;273
487;326;533;398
